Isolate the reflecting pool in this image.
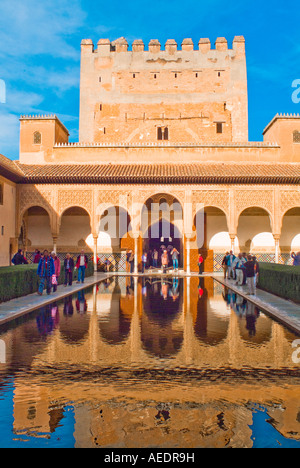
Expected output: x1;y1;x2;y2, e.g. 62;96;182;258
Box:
0;276;299;448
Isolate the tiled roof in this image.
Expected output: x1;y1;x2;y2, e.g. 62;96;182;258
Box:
0;154;24;182
14;162;300;184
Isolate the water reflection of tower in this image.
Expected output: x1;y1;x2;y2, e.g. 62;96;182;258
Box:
141;277;184;357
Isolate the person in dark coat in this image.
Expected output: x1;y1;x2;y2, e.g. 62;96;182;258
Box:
37;250;55;295
12;249;28;265
64;253;75;286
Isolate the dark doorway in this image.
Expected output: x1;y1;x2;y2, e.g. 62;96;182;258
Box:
144;220;183;268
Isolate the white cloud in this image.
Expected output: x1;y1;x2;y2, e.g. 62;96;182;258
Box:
0;0;86;59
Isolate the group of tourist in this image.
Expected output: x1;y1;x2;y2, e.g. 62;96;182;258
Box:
127;246;181;274
36;249;89;296
222;251;260;296
11;249;89;296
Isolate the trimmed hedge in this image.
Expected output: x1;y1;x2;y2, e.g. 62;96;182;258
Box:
257;262;300;303
0;262;95;303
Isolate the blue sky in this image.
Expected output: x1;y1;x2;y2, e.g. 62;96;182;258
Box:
0;0;299;160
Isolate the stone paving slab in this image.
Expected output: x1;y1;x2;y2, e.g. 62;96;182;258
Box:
0;273;112;326
213;276;300;335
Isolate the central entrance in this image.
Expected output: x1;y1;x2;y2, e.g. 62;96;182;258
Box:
141;193;183;269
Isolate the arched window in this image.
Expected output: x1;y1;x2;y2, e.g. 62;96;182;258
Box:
293;130;300;143
33;131;42;145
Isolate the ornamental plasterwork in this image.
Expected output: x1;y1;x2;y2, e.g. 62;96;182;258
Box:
18;186;53;218
192;190;230;216
235;189;274;217
280;190;300;216
58;189;93;216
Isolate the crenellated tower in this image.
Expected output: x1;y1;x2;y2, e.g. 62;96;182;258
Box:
79;36;248;144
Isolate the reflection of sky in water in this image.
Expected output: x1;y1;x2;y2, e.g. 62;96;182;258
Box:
0;276;299;448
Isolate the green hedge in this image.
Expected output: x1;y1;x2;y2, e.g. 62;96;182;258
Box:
0;262;95;303
257;262;300;303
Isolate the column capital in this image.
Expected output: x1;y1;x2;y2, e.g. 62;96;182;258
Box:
273;233;281;241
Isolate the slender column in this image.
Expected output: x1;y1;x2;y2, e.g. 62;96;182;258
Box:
273;234;280;263
134;236;138;274
52;236;58;254
186;237;191;274
229;234;236;254
93;236;98;272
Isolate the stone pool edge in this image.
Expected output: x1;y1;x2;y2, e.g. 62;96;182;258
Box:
0;273;113;326
213;276;300;335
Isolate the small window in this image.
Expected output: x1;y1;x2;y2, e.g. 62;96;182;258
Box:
293;130;300;143
216;122;223;134
157;127;169;141
218;72;221;77
195;73;198;78
103;127;106;134
99;77;102;82
154;74;157;79
1;226;4;236
0;184;3;205
33;131;41;145
174;73;177;79
133;73;136;79
100;104;103;111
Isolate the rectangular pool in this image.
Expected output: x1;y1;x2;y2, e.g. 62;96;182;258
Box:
0;276;299;448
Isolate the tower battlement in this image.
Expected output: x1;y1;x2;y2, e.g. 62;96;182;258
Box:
81;36;245;55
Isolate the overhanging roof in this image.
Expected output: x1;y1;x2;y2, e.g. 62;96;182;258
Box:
14;162;300;184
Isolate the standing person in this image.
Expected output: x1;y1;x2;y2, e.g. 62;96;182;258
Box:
64;253;74;287
76;250;88;284
222;252;229;279
171;248;179;271
12;249;28;265
252;256;260;287
244;255;256;296
142;252;148;273
198;253;204;275
291;251;300;266
232;253;246;286
51;251;61;293
37;250;55;296
33;249;41;264
152;249;159;268
128;250;134;273
126;250;131;272
104;258;111;272
226;251;236;280
161;250;169;274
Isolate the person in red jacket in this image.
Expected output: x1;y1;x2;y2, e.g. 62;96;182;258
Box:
76;250;89;284
198;254;204;275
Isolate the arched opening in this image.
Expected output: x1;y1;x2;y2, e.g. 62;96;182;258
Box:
141;194;183;269
58;207;92;255
20;206;52;261
237;207;273;259
94;206;132;272
280;207;300;264
191;206;229;272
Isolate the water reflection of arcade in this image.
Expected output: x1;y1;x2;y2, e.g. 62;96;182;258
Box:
141;277;184;357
